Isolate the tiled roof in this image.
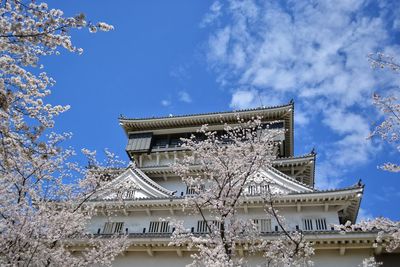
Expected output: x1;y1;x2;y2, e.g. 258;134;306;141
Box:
119;102;293;121
276;152;315;161
88;184;363;202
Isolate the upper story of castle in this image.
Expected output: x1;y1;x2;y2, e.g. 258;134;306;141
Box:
120;102;293;157
119;101;315;188
85;102;363;234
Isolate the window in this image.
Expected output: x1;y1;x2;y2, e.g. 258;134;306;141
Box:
196;220;221;233
152;134;186;150
126;133;152;152
259;184;268;194
153;136;169;148
254;219;272;233
302;218;313;231
102;222;124;234
315;218;327;230
186;184;205;195
248;185;256;195
148;221;171;233
261;121;284;130
169;134;183;147
302;218;327;231
247;184;268;196
116;189;136;199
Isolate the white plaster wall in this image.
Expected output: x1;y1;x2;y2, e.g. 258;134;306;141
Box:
88;206;339;235
109;249;372;267
111;252;192;267
151;176;187;196
312;250;372;267
141;157;174;167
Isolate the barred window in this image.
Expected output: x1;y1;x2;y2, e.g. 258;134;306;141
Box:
148;221;171;233
253;219;272;233
302;218;313;231
248;185;256;195
302;218;327;231
196;220;221;233
247;184;269;196
102;222;124;234
186;184;205;195
315;218;327;230
117;189;136;199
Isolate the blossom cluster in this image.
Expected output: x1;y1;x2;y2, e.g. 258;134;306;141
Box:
0;1;126;266
169;118;313;266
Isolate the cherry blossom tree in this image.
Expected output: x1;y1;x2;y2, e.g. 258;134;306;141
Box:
0;1;127;266
338;53;400;267
170;119;313;267
365;53;400;265
367;53;400;172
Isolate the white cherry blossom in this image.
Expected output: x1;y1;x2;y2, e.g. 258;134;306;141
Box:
0;1;126;266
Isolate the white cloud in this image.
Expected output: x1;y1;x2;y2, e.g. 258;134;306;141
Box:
161;99;171;107
208;26;231;63
230;89;282;110
294;110;310;127
315;161;342;189
322;108;378;168
178;91;192;103
203;0;400;189
200;1;223;28
230;90;257;109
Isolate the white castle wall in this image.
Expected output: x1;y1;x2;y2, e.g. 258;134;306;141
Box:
109;250;372;267
88;206;340;235
152;176;187;196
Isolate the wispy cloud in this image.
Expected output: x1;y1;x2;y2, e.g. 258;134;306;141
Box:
230;89;282;109
178;91;192;103
202;0;400;189
200;1;223;28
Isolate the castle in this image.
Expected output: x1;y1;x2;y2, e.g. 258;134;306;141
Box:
83;102;397;266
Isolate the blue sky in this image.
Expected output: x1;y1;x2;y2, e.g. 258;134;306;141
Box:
44;0;399;221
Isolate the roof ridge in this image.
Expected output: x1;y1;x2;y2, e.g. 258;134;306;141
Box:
119;102;293;121
275;153;315;161
130;168;174;195
307;184;364;194
266;166;315;191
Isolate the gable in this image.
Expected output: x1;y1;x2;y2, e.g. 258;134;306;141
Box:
93;168;174;200
246;167;314;195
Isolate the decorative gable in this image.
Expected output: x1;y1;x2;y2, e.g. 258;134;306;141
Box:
245;167;315;195
93;168;174;200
